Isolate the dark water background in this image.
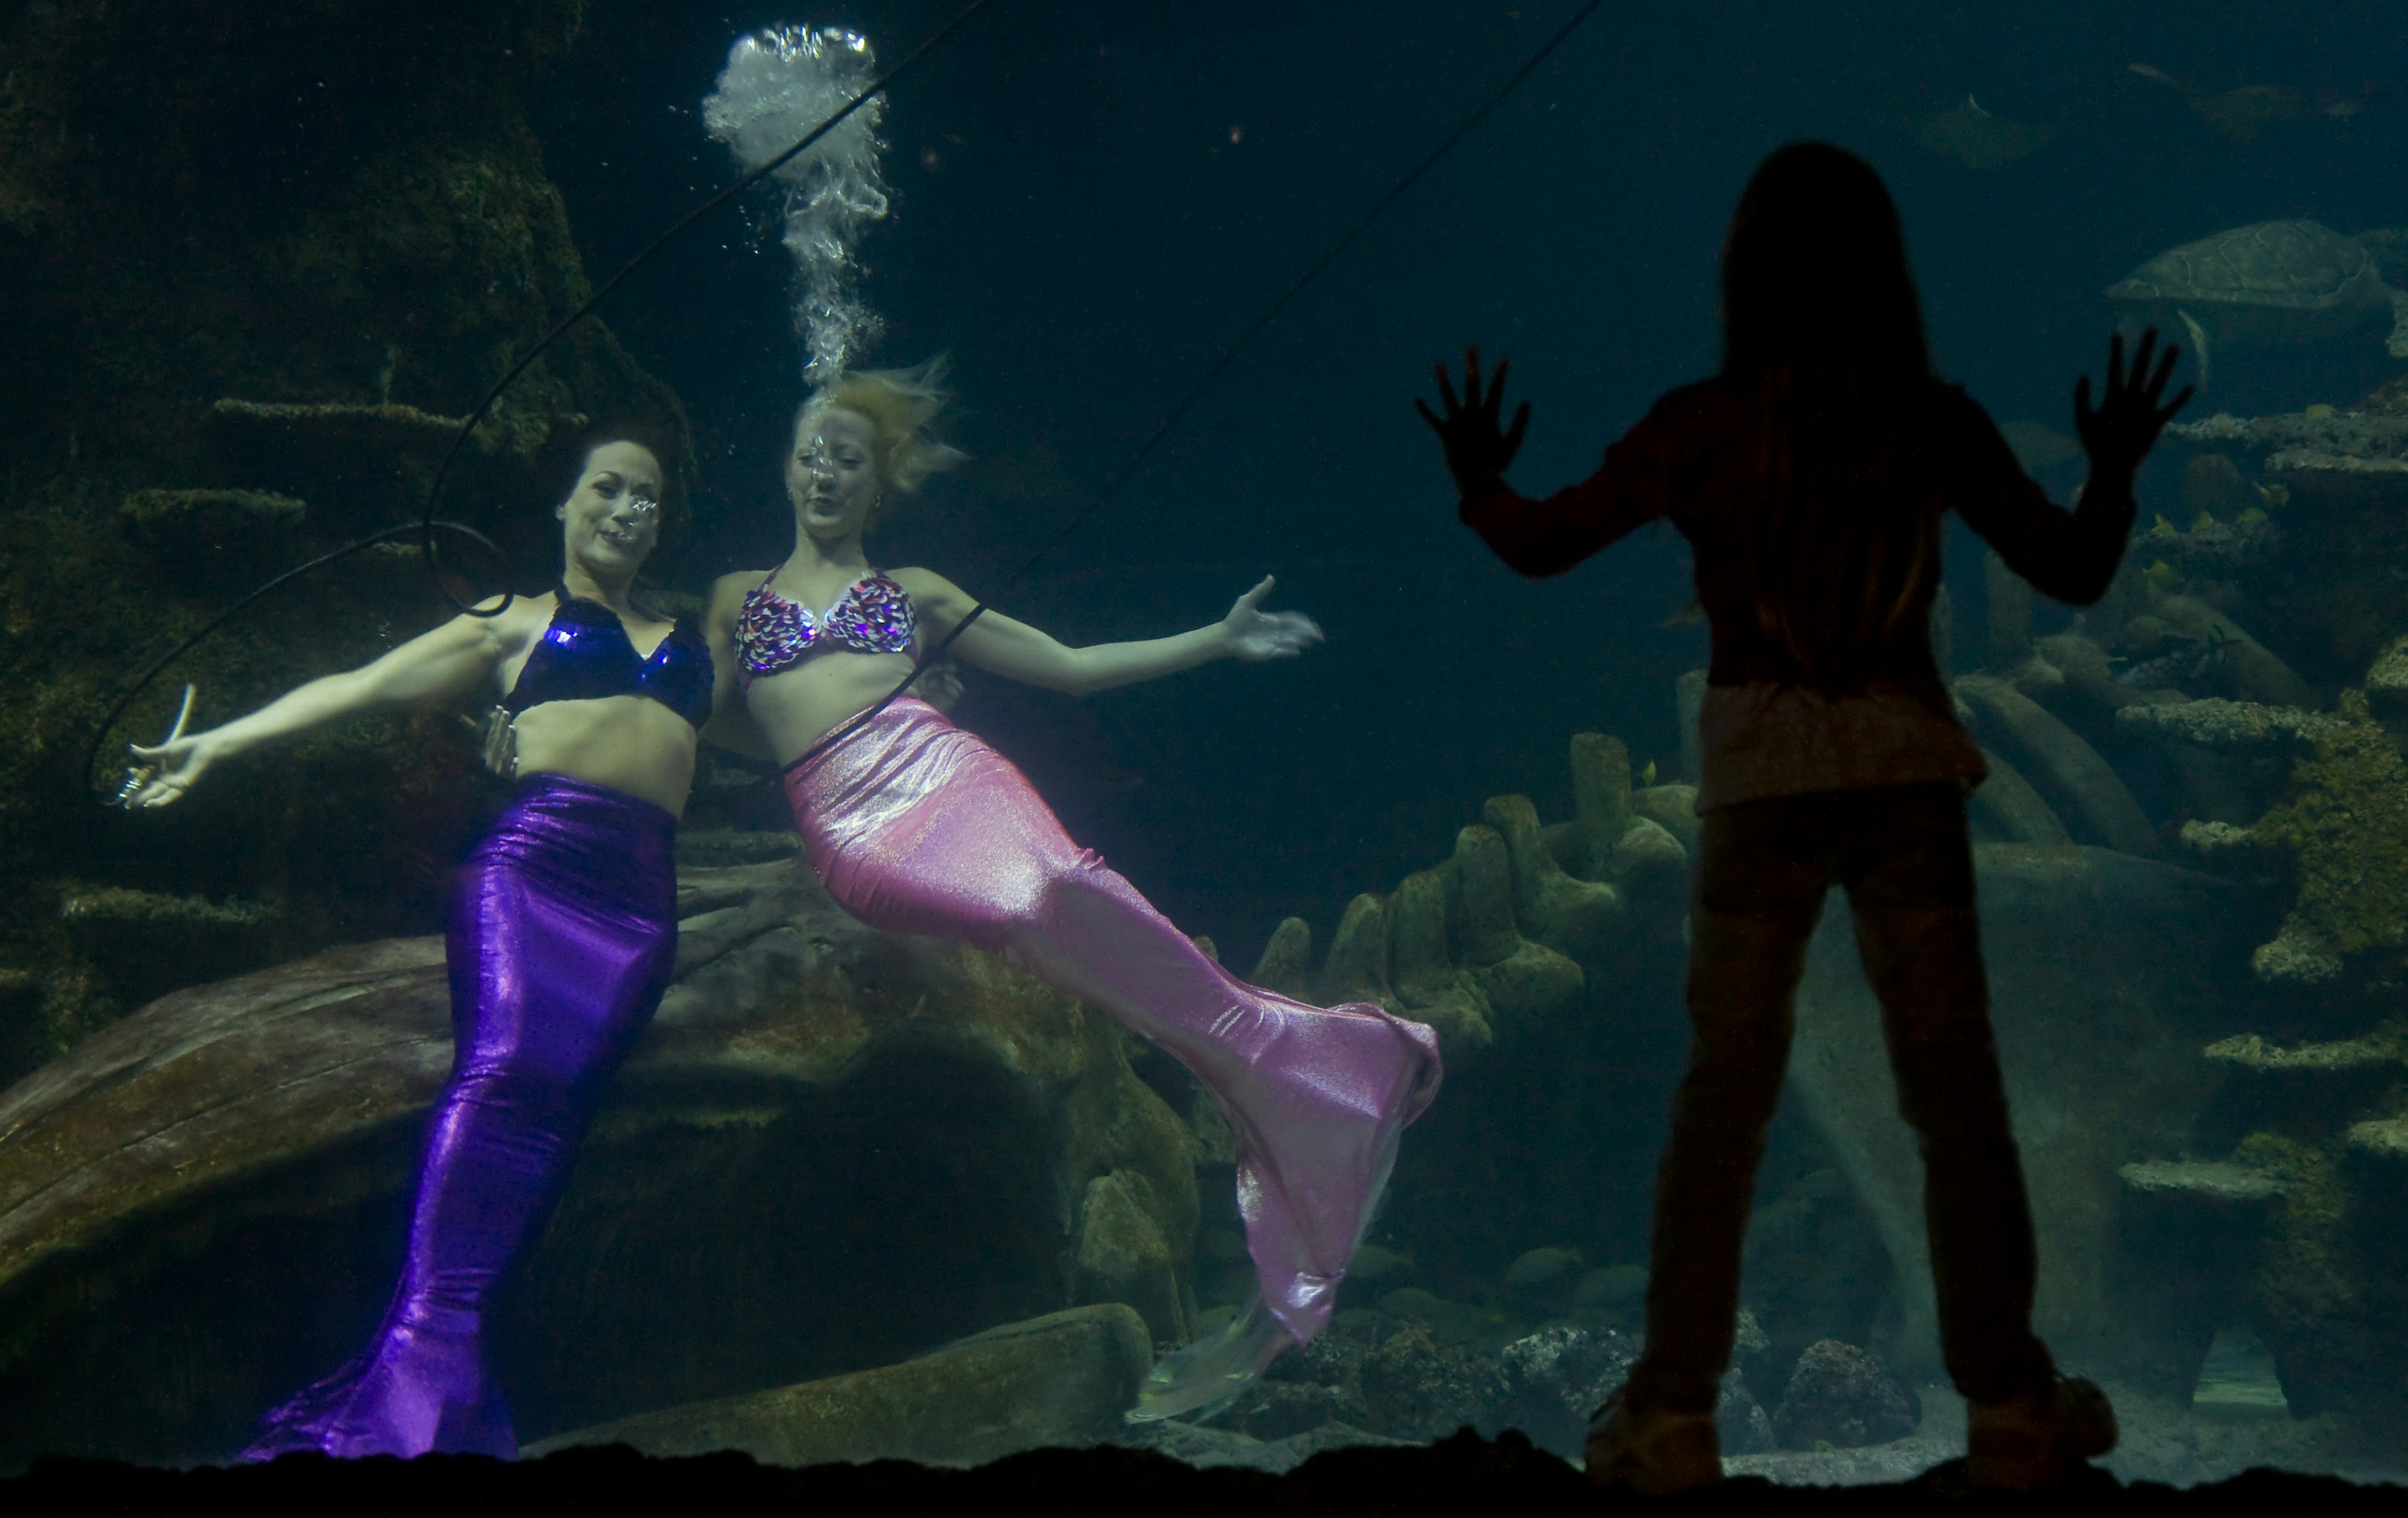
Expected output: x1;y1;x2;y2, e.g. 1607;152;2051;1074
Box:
480;0;2395;960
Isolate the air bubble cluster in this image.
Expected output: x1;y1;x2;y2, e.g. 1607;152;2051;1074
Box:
704;25;892;383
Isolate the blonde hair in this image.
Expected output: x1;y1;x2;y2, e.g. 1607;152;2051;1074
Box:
796;357;969;505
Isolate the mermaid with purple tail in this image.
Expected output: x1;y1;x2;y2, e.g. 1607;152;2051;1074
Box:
702;363;1443;1418
129;434;706;1458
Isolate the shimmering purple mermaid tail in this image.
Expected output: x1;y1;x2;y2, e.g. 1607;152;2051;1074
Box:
784;699;1443;1352
244;775;679;1460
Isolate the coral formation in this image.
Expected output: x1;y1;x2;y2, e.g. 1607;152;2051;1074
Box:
1956;391;2408;1433
2251;691;2408;958
1243;733;1664;1056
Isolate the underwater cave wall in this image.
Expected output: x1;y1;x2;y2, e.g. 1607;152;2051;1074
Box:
0;0;690;1086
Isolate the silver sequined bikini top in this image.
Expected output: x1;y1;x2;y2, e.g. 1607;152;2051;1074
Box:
734;568;916;687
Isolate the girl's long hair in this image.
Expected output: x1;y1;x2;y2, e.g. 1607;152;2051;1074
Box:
1721;143;1939;686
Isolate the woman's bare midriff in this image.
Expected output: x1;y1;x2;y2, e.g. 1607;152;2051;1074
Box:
510;695;699;816
742;648;919;766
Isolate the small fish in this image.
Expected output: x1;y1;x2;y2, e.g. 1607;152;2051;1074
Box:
2150;514;2180;539
1504;1246;1585;1288
2144;561;2184;593
2192;510;2219;531
1348;1244;1413;1281
1639;760;1658;786
2237;506;2270;529
2303;403;2336;419
2258;483;2291;508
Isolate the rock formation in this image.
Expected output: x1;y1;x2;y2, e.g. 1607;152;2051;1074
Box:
528;1305;1154;1466
0;861;1198;1468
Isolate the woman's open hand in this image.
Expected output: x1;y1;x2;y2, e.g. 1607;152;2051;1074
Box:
1220;576;1325;662
1416;346;1530;496
2076;328;2193;481
123;733;219;809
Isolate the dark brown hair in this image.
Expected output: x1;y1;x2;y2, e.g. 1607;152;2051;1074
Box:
1721;142;1940;686
549;420;686;539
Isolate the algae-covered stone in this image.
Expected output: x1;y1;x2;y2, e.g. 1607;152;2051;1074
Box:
2117;698;2345;749
2227;1132;2363;1419
1608;816;1688;899
1480;795;1625;963
1387;868;1493;1048
1248;916;1314;1001
1451;825;1583;1026
1570;733;1632;844
2251;916;2344;983
1629;785;1702;854
1316;894;1398;1014
2344;1117;2408;1163
1074;1171;1191;1347
527;1305;1153;1465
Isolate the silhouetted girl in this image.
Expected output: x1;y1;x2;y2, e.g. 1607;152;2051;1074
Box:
1418;141;2187;1493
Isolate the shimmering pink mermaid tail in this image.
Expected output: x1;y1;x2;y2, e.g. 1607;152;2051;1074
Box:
784;699;1442;1346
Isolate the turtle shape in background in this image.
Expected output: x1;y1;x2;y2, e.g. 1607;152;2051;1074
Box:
2105;220;2408;384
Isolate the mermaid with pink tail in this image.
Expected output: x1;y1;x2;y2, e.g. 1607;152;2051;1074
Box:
703;362;1442;1416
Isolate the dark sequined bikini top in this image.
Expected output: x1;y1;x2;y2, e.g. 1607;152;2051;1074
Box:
733;567;917;687
503;586;715;728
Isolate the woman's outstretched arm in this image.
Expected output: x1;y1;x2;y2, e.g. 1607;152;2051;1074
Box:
892;570;1319;698
127;600;522;807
